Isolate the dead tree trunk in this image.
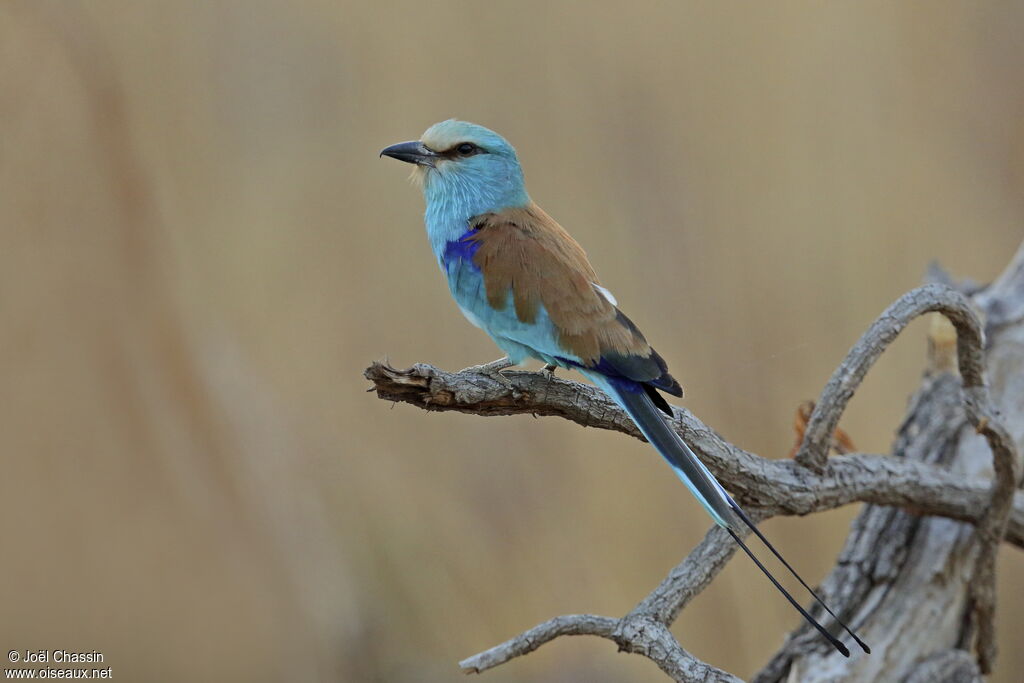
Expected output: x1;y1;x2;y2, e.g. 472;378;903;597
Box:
757;247;1024;683
365;241;1024;682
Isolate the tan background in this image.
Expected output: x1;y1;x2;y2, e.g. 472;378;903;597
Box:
1;1;1022;681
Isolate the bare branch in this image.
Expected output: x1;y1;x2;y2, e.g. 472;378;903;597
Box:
457;612;743;683
367;273;1022;679
364;362;1024;549
964;240;1024;673
786;280;1021;670
794;284;985;472
965;397;1020;673
458;614;616;674
611;617;744;683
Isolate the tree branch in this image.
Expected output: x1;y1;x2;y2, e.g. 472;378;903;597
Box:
456;522;758;682
793;284;985;472
366;277;1022;679
963;242;1024;673
364;361;1024;549
458;614;617;674
782;282;1019;672
457;612;743;683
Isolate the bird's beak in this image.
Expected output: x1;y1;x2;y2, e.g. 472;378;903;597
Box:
379;140;438;167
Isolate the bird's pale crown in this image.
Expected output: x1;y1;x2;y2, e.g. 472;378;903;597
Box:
416;120;530;216
378;120;534;257
419;119;511;156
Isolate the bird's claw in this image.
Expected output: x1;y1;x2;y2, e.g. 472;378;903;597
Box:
540;364;559;384
462;357;518;393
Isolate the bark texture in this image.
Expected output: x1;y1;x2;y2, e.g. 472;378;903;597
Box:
365;244;1024;682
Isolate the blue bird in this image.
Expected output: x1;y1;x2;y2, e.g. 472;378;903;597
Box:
381;120;868;656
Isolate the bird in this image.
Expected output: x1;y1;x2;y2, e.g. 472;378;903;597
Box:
381;120;868;657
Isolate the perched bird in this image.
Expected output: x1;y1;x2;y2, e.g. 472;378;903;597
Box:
381;120;868;656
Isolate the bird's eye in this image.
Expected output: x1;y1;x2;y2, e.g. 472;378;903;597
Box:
456;143;477;155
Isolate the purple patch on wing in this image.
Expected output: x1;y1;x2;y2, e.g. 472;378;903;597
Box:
442;228;481;269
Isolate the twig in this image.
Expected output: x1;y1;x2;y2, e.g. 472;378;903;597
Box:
457;612;742;682
458;614;616;674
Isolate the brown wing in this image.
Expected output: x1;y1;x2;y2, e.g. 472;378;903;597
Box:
467;203;682;396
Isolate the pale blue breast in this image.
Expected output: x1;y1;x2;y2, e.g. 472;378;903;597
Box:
441;236;581;368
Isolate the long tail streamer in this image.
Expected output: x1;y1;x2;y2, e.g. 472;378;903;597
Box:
589;372;869;656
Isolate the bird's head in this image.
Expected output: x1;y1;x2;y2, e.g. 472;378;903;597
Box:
380;120;530;216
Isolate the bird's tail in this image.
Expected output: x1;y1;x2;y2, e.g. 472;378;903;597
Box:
586;371;869;658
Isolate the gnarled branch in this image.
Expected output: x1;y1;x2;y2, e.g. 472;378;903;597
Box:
366;272;1023;680
793;284;985;472
364;361;1024;550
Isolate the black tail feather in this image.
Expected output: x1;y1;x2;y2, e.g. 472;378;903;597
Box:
729;503;871;655
594;372;869;656
641;382;673;416
726;527;850;657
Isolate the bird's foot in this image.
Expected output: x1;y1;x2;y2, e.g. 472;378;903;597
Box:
542;363;558;375
462;357;517;390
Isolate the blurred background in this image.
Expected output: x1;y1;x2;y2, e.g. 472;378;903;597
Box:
2;1;1022;681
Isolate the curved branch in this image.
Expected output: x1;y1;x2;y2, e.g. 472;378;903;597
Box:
457;612;742;683
794;284;985;471
458;614;616;674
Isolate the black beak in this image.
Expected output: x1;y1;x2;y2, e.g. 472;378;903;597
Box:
379;140;438;167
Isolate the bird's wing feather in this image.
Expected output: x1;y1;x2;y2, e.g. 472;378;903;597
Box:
468;204;682;396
